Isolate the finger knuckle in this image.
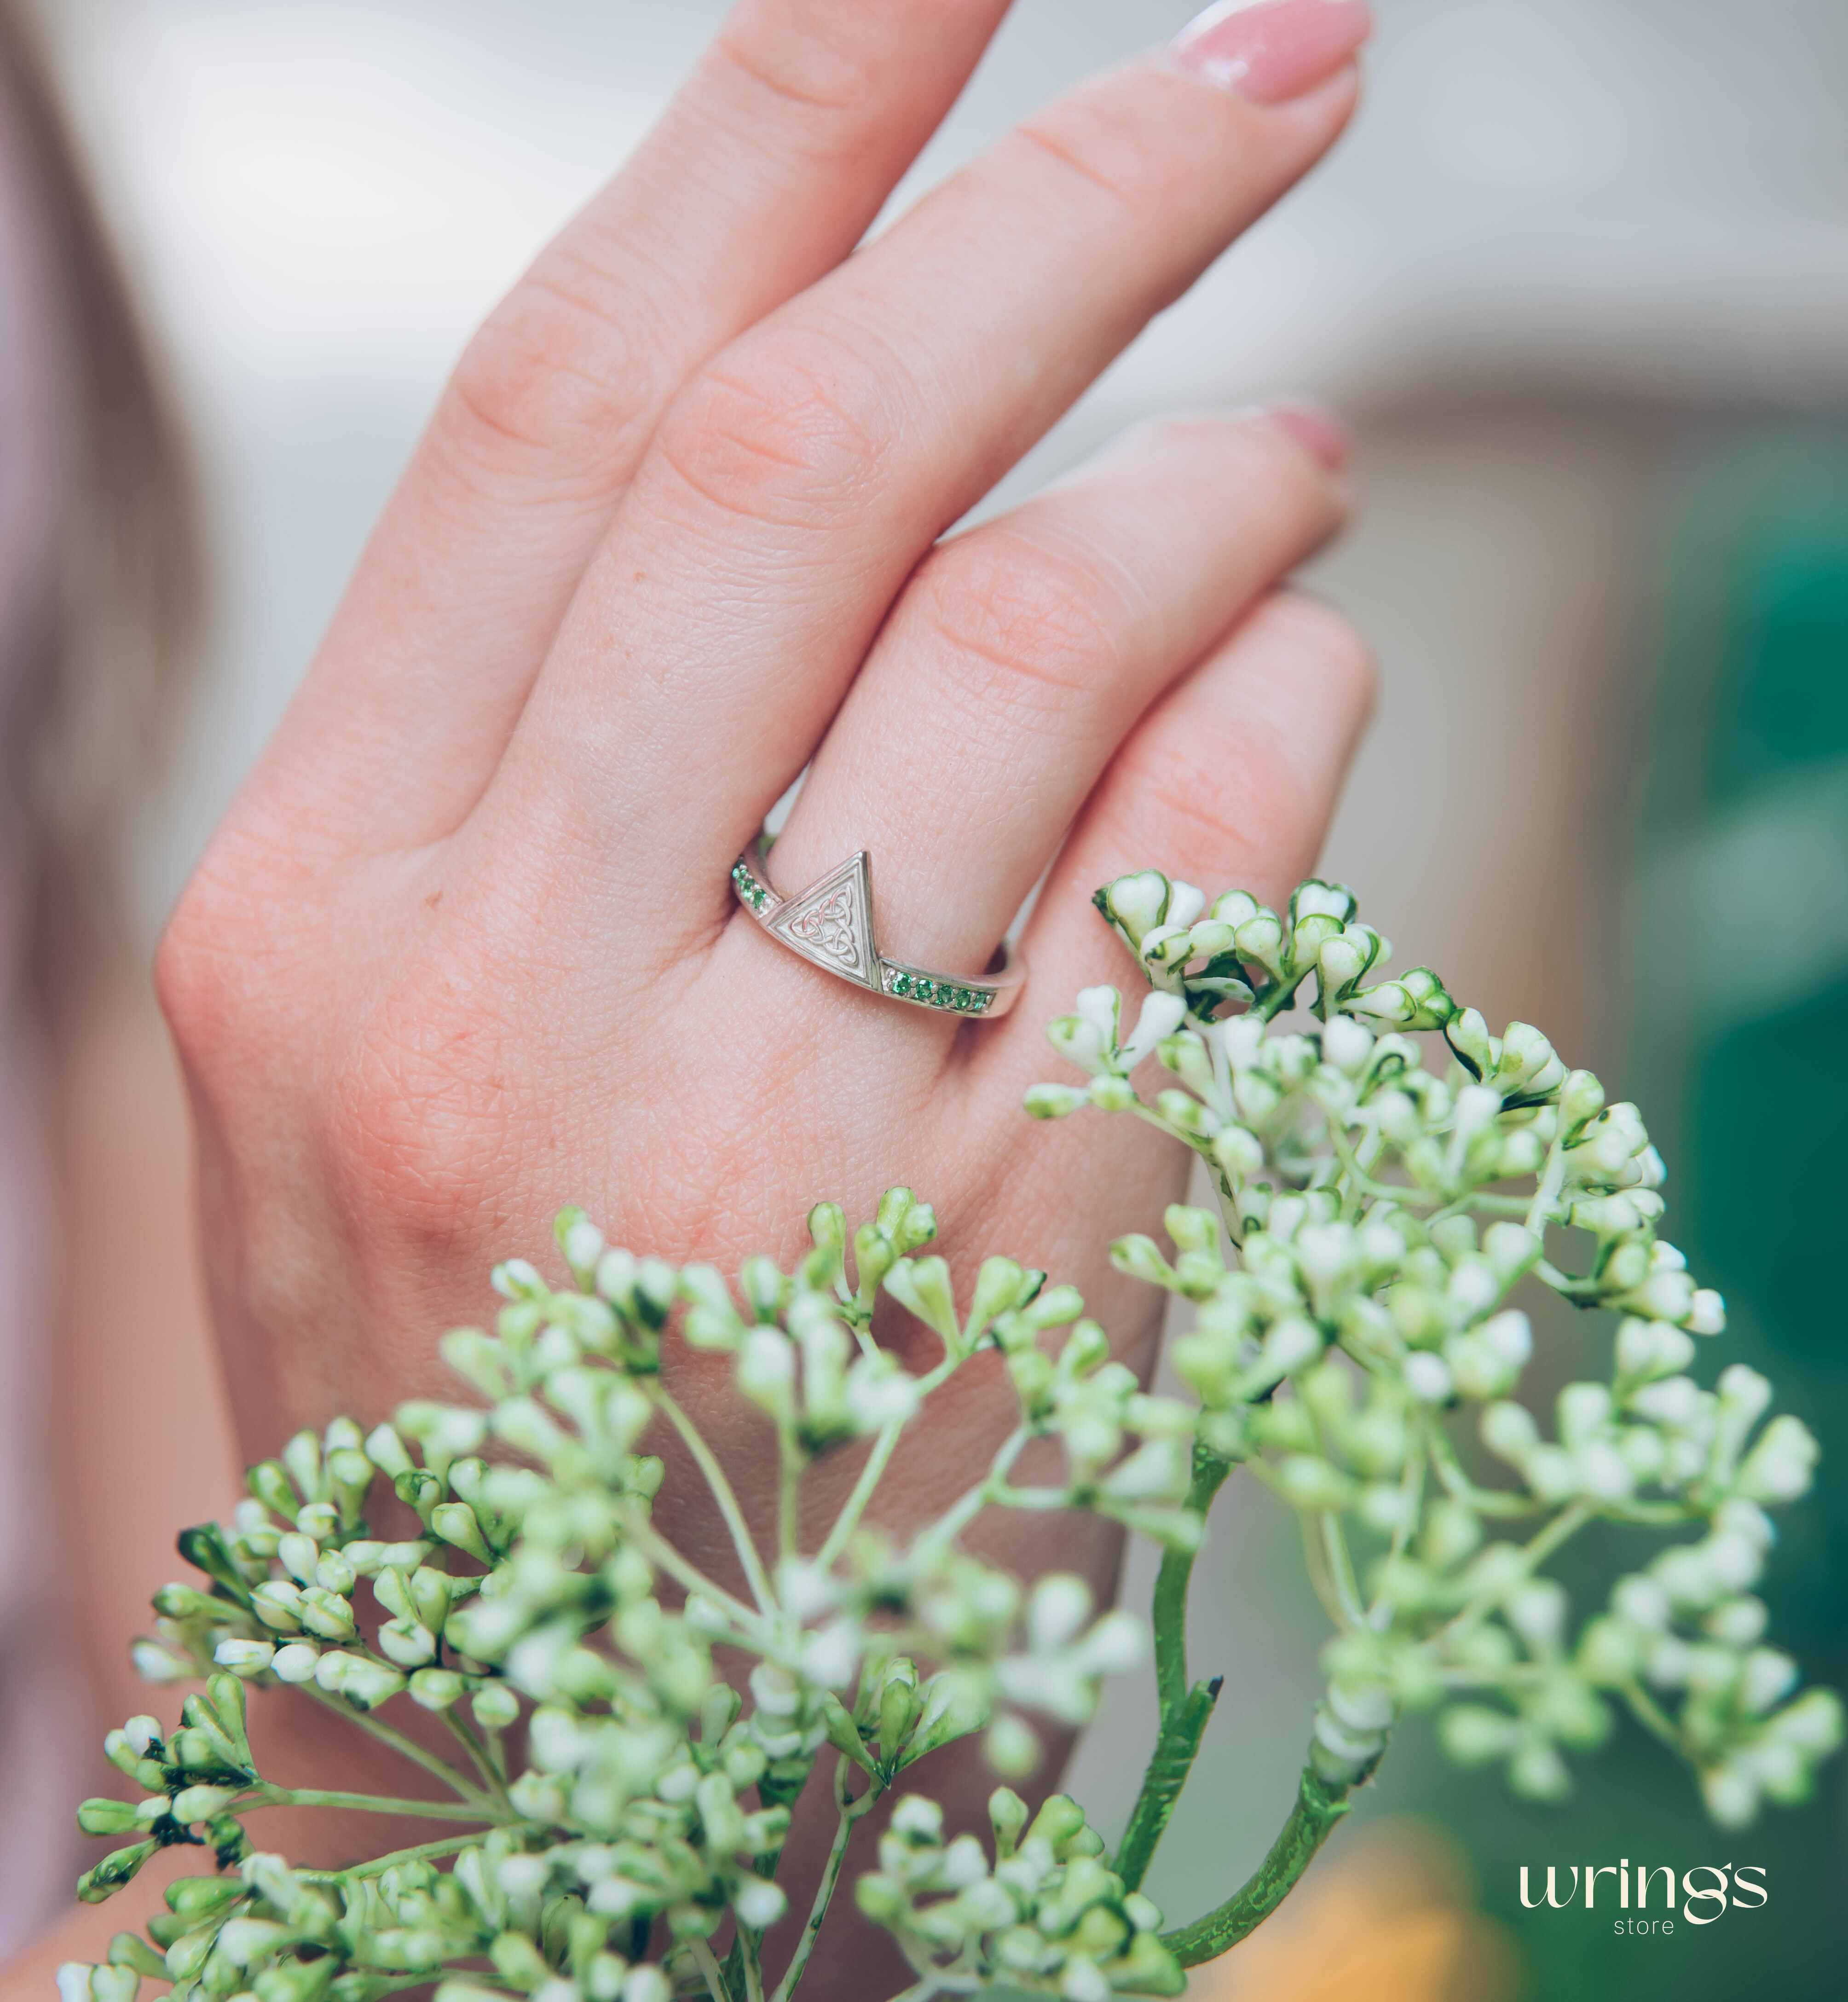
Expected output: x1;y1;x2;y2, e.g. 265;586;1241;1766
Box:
155;826;306;1081
1108;731;1268;868
1012;93;1187;217
911;527;1136;721
709;17;884;150
442;255;662;491
325;963;523;1254
650;325;896;534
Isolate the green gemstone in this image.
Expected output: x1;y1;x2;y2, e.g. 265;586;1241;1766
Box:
953;988;971;1010
913;980;934;1004
891;972;911;995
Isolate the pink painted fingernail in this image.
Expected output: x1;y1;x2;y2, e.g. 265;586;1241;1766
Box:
1264;399;1351;472
1172;0;1373;104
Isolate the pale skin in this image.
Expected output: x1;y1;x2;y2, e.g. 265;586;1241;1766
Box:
17;0;1381;1992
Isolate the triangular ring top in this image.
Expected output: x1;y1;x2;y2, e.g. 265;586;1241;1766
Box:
766;851;879;991
733;843;1022;1018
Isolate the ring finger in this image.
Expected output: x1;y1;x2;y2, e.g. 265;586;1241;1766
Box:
759;405;1351;995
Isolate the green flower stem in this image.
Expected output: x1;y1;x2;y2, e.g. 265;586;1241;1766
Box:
1295;1506;1352;1632
1524;1127;1569;1236
815;1423;903;1574
985;1486;1074;1512
443;1711;514;1810
1110;1445;1233;1893
1153;1447;1233;1717
651;1384;778;1617
1620;1678;1687;1753
1160;1766;1354;1965
1425;1429;1545;1519
619;1508;768;1641
1253;969;1311;1021
303;1832;491;1880
1317;1511;1364;1628
907;1429;1030;1571
774;1759;885;2002
740;1928;767;2002
1366;1431;1426;1626
689;1937;736;2002
253;1783;510;1823
1431;1500;1594;1651
300;1684;494;1806
815;1358;961;1573
1113;1675;1221;1894
779;1428;803;1570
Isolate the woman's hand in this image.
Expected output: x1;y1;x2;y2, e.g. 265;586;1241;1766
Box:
155;0;1375;1976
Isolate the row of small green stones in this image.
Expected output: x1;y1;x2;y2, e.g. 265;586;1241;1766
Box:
731;859;772;914
885;967;992;1013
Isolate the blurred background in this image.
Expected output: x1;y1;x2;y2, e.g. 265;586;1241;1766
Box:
4;0;1845;1995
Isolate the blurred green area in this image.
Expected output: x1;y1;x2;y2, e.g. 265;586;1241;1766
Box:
1377;426;1848;2001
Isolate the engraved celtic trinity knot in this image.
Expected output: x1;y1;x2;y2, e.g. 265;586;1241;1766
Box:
767;851;878;989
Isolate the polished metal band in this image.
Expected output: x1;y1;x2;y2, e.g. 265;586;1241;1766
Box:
731;845;1022;1020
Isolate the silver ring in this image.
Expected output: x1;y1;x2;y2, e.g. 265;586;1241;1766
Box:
731;845;1023;1019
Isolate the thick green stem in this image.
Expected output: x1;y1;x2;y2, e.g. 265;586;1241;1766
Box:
1113;1675;1221;1893
1152;1446;1233;1717
1110;1445;1232;1892
1160;1766;1353;1965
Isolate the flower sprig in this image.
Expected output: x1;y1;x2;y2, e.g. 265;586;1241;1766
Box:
1028;870;1839;1917
63;874;1840;2002
65;1188;1195;2002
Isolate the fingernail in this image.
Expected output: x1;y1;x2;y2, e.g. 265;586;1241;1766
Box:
1263;399;1351;472
1172;0;1372;104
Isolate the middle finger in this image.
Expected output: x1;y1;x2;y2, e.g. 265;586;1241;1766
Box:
481;1;1372;941
764;405;1350;991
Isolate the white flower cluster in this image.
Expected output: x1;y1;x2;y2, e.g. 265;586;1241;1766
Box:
1029;871;1841;1826
67;1191;1195;2002
854;1790;1181;1999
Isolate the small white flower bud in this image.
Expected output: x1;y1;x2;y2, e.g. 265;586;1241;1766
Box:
1403;1352;1454;1404
214;1639;275;1678
1507;1580;1569;1654
1120;991;1187;1069
1482;1402;1539;1463
1737;1413;1819;1503
1612;1574;1671;1630
733;1876;786;1930
563;1217;605;1273
130;1641;187;1684
985;1713;1040;1776
1740;1648;1798;1715
1687;1288;1726;1335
